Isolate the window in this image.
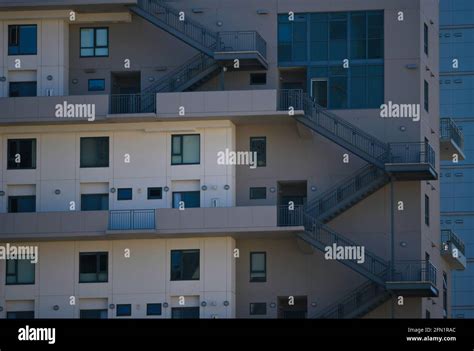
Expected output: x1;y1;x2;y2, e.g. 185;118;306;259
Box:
80;137;109;168
116;304;131;317
80;27;109;57
81;194;109;211
171;135;200;165
250;187;266;200
7;139;36;169
147;187;162;200
250;252;266;282
8;25;37;55
311;79;328;108
79;252;108;283
250;137;266;167
424;80;429;112
171;307;200;319
172;191;200;208
8;196;36;213
170;249;200;281
250;303;267;315
80;309;107;319
6;259;35;285
250;73;267;85
117;188;132;201
424;23;429;55
443;272;448;318
9;82;37;97
88;79;105;91
147;303;162;316
425;194;430;226
7;311;35;319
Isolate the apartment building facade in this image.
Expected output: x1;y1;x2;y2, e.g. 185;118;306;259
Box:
0;0;464;319
439;0;474;319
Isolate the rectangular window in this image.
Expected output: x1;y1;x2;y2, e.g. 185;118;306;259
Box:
147;187;162;200
147;303;162;316
171;307;200;319
79;252;108;283
170;249;200;281
8;196;36;213
7;139;36;169
80;309;107;319
250;137;266;167
424;23;429;56
117;188;132;201
250;187;266;200
425;194;430;226
80;27;109;57
250;252;266;282
6;259;35;285
172;191;200;208
88;79;105;91
116;304;131;317
6;311;35;319
424;80;429;112
81;194;109;211
8;25;37;55
250;303;267;315
9;82;37;97
80;137;109;168
250;73;267;85
171;135;200;165
311;79;328;108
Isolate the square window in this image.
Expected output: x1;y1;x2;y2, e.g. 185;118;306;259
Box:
88;79;105;91
8;25;37;55
117;188;132;201
80;137;109;168
250;73;267;85
170;249;200;281
147;187;163;200
6;259;35;285
250;187;266;200
80;27;108;57
171;135;200;165
116;304;131;317
7;139;36;169
146;303;162;316
250;303;267;315
79;252;108;283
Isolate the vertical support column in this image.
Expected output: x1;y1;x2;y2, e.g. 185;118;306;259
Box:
390;177;396;319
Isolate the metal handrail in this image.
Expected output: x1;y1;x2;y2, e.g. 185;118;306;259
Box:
441;229;465;255
388;142;436;169
216;31;267;58
109;209;156;230
109;93;156;114
391;260;437;285
277;205;304;227
440;118;464;149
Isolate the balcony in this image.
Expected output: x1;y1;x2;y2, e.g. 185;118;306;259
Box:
109;93;156;115
214;31;268;69
385;260;439;297
109;209;156;231
277;205;304;227
385;142;438;180
440;118;465;161
441;229;466;270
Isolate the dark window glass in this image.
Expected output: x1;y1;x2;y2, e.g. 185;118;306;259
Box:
170;249;200;281
329;18;347;60
250;137;266;167
80;28;108;57
426;310;431;319
6;259;35;285
425;194;430;226
81;194;108;211
368;12;384;59
79;252;108;283
117;188;132;201
250;252;266;282
88;79;105;91
250;187;266;200
250;73;267;85
171;307;200;319
250;303;267;315
80;137;109;168
116;304;131;317
8;196;36;213
147;187;162;200
7;139;36;169
329;76;348;109
424;80;429;112
80;309;107;319
424;23;429;55
9;82;37;97
172;191;200;208
171;135;200;165
8;25;37;55
147;303;162;316
350;13;367;59
311;79;328;108
6;311;34;319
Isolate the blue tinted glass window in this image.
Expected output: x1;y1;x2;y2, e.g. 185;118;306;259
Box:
117;188;132;201
147;304;162;316
116;304;131;317
9;82;37;97
8;25;37;55
88;79;105;91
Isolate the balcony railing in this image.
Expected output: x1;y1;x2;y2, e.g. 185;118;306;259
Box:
441;229;465;255
388;142;436;169
391;260;437;285
440;118;464;149
277;205;304;227
216;31;267;58
109;93;156;114
109;209;156;230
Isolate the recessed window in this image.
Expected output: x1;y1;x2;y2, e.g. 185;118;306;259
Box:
250;73;267;85
81;194;109;211
8;196;36;213
88;79;105;91
8;25;37;55
250;137;266;167
171;135;200;165
80;309;107;319
250;187;266;200
80;27;109;57
79;252;108;283
250;252;266;282
425;194;430;226
117;188;132;201
6;311;35;319
6;259;35;285
80;137;109;168
147;303;162;316
424;80;429;112
7;139;36;169
170;249;200;281
172;191;200;208
171;307;200;319
116;304;132;317
424;23;429;56
250;303;267;315
9;82;37;97
147;187;163;200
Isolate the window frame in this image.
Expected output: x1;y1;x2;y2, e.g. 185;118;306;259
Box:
8;24;37;56
424;23;429;56
79;252;109;283
147;187;163;200
424;80;429;112
425;194;430;226
170;249;200;281
250;137;267;167
9;81;37;97
116;304;132;317
146;303;162;316
80;27;109;58
7;138;37;169
88;79;106;92
81;193;109;211
6;259;35;285
250;73;267;85
250;187;267;200
250;252;267;283
80;136;110;168
172;191;200;208
249;302;267;316
117;188;133;201
171;134;200;165
8;196;36;213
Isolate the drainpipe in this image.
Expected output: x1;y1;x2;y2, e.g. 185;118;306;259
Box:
219;66;227;90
